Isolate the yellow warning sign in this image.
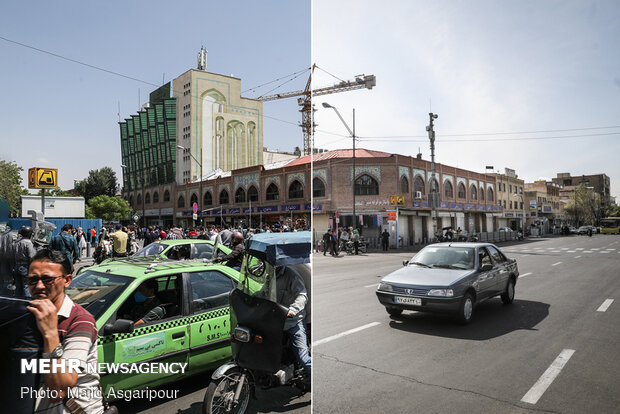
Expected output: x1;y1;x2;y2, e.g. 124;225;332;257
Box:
28;167;58;189
389;195;405;206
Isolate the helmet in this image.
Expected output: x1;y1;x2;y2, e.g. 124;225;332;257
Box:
232;231;244;244
19;225;33;239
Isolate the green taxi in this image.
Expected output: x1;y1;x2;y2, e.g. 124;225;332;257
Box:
66;257;250;398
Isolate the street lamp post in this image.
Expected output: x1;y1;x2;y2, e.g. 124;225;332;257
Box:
178;145;202;227
322;102;356;229
121;163;144;227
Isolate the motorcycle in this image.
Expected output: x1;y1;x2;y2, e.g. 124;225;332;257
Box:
343;238;367;254
203;232;311;414
93;239;113;264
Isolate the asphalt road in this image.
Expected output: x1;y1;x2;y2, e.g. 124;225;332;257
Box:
313;235;620;414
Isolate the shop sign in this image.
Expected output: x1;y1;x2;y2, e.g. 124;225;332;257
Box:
505;213;514;218
387;211;397;221
242;207;255;213
464;204;475;210
440;202;449;209
182;211;193;217
229;208;241;214
160;208;173;215
543;206;552;212
257;205;278;213
312;204;323;212
145;209;159;216
451;203;463;209
476;205;486;211
529;200;537;210
281;204;300;211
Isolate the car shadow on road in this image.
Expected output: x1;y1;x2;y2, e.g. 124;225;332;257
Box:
387;299;550;341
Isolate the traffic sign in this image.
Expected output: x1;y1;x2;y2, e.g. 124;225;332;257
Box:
192;202;198;214
28;167;58;189
192;213;198;221
389;195;405;206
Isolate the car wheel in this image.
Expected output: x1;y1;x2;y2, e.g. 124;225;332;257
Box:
501;278;515;304
386;307;403;316
457;292;474;324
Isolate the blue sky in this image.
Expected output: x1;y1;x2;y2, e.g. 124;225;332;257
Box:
0;1;310;190
313;0;620;200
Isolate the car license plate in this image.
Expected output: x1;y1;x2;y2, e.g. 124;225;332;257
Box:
395;296;421;306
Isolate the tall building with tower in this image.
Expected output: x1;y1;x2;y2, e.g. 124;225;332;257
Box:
119;48;265;226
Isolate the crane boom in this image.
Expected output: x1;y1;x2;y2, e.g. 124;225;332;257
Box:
258;69;376;155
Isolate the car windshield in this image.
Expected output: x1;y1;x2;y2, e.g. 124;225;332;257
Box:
409;247;475;270
134;242;167;257
66;270;132;320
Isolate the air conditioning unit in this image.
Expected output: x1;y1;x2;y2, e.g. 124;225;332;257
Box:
415;191;422;199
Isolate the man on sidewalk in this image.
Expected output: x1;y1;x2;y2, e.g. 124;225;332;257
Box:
109;224;128;257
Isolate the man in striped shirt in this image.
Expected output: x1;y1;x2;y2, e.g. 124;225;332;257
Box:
27;249;104;414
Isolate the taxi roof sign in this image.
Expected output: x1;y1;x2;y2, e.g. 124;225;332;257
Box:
28;167;58;189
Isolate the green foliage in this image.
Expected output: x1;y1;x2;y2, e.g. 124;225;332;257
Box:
87;195;131;221
564;184;600;225
75;167;118;203
0;159;26;217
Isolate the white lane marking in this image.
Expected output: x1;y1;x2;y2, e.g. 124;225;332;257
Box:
521;349;576;405
600;251;610;254
567;250;576;253
606;248;615;251
591;248;600;251
597;299;614;312
519;272;533;278
576;248;584;250
552;262;562;266
575;256;582;259
561;248;569;250
364;283;379;288
313;322;381;347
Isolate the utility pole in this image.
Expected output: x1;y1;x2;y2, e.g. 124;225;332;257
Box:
427;112;439;241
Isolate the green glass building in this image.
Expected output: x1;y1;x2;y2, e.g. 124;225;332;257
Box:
119;87;177;192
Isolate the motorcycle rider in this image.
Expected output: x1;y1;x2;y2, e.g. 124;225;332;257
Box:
13;226;35;298
214;232;245;270
275;265;311;385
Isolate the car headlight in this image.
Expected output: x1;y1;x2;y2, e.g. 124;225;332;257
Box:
428;289;454;297
378;282;393;292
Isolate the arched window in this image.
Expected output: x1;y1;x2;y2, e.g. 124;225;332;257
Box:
313;177;326;198
145;193;151;204
235;187;246;203
163;190;170;202
487;187;494;202
400;176;409;194
190;193;198;206
153;191;159;203
414;176;425;195
480;187;485;201
219;189;229;204
354;174;379;196
266;183;279;201
470;185;477;200
430;179;440;193
204;191;213;206
247;185;259;202
177;195;185;208
129;195;133;207
137;194;142;205
457;183;466;199
444;181;453;198
288;180;304;199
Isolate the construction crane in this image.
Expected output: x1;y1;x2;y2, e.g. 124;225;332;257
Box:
258;64;376;155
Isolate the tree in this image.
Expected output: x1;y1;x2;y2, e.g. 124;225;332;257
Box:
564;184;599;226
75;167;118;203
86;195;131;222
0;159;27;217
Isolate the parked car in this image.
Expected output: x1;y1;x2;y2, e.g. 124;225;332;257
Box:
68;257;257;399
569;226;578;234
376;242;519;324
577;226;594;235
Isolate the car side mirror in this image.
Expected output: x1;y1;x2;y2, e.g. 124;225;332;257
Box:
403;260;409;267
103;319;134;335
480;263;493;272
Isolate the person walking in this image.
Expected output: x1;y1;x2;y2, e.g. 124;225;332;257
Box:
381;228;390;251
322;229;332;256
50;224;80;265
109;224;128;257
13;226;35;297
352;229;360;255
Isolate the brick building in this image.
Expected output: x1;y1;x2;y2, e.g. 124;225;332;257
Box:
311;149;501;245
